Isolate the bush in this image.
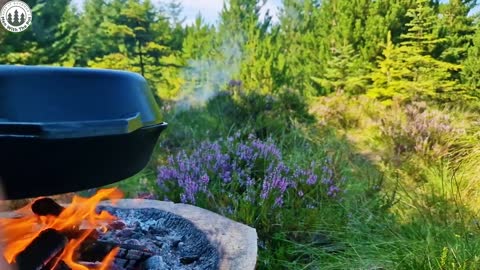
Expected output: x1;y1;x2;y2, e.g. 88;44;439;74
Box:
154;132;348;267
157;132;344;215
377;100;465;162
230;87;315;139
309;94;385;133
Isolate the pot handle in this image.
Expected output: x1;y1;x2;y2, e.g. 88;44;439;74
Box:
0;123;43;137
0;113;162;138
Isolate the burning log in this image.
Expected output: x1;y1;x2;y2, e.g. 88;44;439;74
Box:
62;228;99;241
31;197;65;216
0;189;122;270
15;228;68;270
43;260;71;270
78;240;154;269
78;240;118;262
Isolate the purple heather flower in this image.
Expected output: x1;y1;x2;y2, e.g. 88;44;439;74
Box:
261;180;270;199
327;185;341;197
156;135;344;209
306;173;318;185
180;194;187;203
246;176;254;186
274;196;284;207
200;174;209;184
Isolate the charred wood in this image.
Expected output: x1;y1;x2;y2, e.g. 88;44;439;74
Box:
78;240;154;269
15;228;67;270
62;228;99;241
43;260;71;270
31;198;65;217
78;240;118;262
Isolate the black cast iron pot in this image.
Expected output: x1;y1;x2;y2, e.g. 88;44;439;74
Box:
0;65;168;200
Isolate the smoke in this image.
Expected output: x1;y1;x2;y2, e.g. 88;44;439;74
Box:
175;34;244;111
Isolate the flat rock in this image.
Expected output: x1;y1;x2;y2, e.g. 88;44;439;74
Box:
99;199;258;270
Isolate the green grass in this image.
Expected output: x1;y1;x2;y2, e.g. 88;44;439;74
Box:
103;92;480;269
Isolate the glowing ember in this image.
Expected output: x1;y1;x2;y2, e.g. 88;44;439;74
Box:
0;188;124;269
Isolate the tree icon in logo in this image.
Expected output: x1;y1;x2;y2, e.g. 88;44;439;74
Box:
6;8;25;27
0;1;32;32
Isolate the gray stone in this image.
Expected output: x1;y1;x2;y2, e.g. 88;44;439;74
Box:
100;199;257;270
143;255;170;270
114;258;127;267
125;249;143;260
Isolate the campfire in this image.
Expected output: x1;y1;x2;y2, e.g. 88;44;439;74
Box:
0;188;123;270
0;188;219;270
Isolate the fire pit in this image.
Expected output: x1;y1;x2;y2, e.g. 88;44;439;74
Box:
0;189;220;270
0;65;257;270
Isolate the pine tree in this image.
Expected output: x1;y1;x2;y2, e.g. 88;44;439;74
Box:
312;42;368;95
362;0;417;61
165;0;184;26
435;0;477;64
278;0;323;96
369;0;463;104
217;0;272;92
86;0;184;101
217;0;262;70
401;0;442;53
182;15;215;61
73;0;112;66
462;28;480;92
0;0;77;65
303;0;415;96
369;31;412;102
176;15;213;99
164;0;185;51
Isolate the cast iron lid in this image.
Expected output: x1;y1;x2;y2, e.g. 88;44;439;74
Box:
0;65;164;138
0;65;168;199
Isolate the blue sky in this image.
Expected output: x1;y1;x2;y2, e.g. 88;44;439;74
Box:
71;0;282;25
172;0;282;25
72;0;478;26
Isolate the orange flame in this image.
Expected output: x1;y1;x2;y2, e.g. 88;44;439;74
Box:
0;188;123;269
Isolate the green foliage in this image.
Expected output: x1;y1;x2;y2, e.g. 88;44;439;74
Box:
462;28;480;91
401;0;442;52
277;0;324;96
0;0;77;65
311;42;368;95
1;0;477;103
376;100;465;163
181;16;215;60
73;0;111;66
307;95;480;269
369;26;463;103
436;0;477;64
4;0;480;268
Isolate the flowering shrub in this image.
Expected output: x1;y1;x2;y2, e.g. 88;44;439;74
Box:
378;101;464;159
156;133;344;221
